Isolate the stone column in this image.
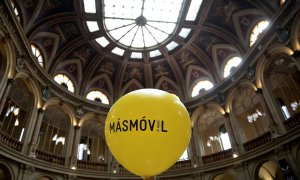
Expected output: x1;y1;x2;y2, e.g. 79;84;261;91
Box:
191;127;203;166
0;79;13;114
260;87;287;133
256;89;284;138
28;108;44;157
227;111;245;154
223;113;240;156
69;125;81;168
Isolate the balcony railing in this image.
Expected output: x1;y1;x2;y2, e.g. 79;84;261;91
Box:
0;130;22;152
169;160;192;170
202;149;232;164
35;149;65;166
77;160;108;171
284;112;300;130
243;131;271;151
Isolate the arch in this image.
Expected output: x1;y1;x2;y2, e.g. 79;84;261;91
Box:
34;174;57;180
0;27;16;98
0;160;15;180
253;159;285;180
255;44;294;89
14;69;43;109
84;73;114;102
248;19;270;47
290;10;300;51
210;172;236;180
155;76;183;99
120;78;144;97
225;80;257;113
43;97;77;126
78;112;105;127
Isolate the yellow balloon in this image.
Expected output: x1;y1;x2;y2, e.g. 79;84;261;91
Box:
105;89;191;178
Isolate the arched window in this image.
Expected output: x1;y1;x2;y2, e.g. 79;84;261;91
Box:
197;109;231;155
224;57;242;78
233;86;270;142
191;80;213;97
0;79;33;145
250;20;269;47
31;44;45;67
38;105;70;155
86;90;109;105
54;74;75;93
280;0;286;6
10;1;20;21
77;120;106;162
266;58;300;119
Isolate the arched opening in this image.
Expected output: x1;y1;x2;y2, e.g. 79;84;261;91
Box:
54;74;75;93
212;173;235;180
250;20;269;47
233;86;270;142
197;109;231;155
77;120;106;162
86;90;109;105
38;105;70;156
0;164;12;180
191;80;214;97
0;79;33;147
265;57;300;120
256;160;285;180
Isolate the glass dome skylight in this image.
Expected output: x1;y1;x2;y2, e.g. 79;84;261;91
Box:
103;0;184;50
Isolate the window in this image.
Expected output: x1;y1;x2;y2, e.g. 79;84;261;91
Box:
191;80;213;97
86;90;109;105
31;44;45;67
54;74;75;93
83;0;96;13
223;57;242;78
250;21;269;47
10;1;20;21
185;0;203;21
86;21;99;32
178;149;189;161
179;28;191;38
219;125;231;150
103;0;184;50
96;37;110;47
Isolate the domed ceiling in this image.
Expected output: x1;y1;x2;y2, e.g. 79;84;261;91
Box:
16;0;281;105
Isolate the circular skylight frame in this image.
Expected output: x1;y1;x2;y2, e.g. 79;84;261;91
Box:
102;0;185;51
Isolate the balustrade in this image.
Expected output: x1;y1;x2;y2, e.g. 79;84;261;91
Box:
243;131;272;151
0;130;22;151
35;149;65;166
284;112;300;130
202;149;232;164
77;160;108;171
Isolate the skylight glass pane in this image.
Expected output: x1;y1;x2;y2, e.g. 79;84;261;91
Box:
96;37;110;47
105;19;135;31
143;27;158;47
86;21;99;32
119;26;139;46
179;28;191;38
150;50;161;57
148;22;175;34
83;0;96;13
166;41;179;51
186;0;203;21
110;24;136;40
131;27;144;48
131;52;142;59
112;47;125;56
103;0;184;50
145;25;168;43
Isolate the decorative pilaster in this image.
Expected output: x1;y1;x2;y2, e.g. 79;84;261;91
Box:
69;125;81;169
191;127;203;166
0;79;14;114
224;113;240;156
227;111;245;154
28;108;44;157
